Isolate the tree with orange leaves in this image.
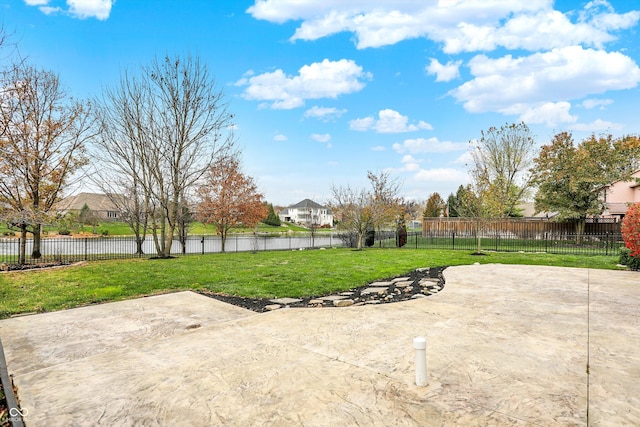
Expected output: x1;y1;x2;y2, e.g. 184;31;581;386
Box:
196;155;267;252
0;63;93;263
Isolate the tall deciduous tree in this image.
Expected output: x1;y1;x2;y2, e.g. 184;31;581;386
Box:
367;170;403;233
93;55;235;257
330;184;373;250
0;63;92;263
469;122;536;217
423;192;445;217
196;155;267;252
331;171;403;250
532;132;640;240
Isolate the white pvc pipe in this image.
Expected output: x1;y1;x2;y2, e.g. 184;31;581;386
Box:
413;336;428;386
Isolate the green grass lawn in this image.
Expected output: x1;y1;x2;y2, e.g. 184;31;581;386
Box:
0;248;625;319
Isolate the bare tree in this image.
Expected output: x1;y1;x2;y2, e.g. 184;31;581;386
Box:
0;63;93;263
469;122;536;217
330;184;373;250
367;170;403;235
93;55;235;257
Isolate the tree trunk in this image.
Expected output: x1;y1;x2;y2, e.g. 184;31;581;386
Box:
575;218;586;245
357;232;363;250
19;226;27;265
220;228;227;253
32;223;42;259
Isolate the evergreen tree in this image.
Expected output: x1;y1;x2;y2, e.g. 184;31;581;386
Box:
423;192;445;217
446;193;458;217
263;203;281;226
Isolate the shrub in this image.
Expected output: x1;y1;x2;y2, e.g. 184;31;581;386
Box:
619;248;640;271
365;229;375;247
621;203;640;267
337;232;358;248
58;228;71;236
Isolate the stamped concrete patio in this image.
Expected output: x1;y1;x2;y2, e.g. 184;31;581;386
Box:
1;264;638;426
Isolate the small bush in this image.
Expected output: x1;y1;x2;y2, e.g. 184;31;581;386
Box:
3;231;16;237
58;229;71;236
621;202;640;257
337;232;358;248
365;229;375;247
100;229;109;236
619;248;640;271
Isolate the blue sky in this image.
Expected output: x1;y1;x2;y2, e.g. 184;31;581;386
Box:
4;0;640;207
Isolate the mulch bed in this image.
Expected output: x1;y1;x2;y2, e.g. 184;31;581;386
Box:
0;261;74;272
199;266;447;312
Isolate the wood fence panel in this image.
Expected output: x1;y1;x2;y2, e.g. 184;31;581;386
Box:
422;218;621;237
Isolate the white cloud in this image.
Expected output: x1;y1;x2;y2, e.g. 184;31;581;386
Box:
392;137;467;154
246;1;639;52
502;101;577;127
426;58;461;82
311;133;331;143
571;119;622;132
414;168;469;182
348;116;375;131
273;133;288;141
449;46;640;116
24;0;113;20
349;109;432;133
371;145;386;152
311;133;332;148
304;106;347;121
238;59;371;109
399;154;421;172
67;0;113;20
40;6;62;14
453;151;473;166
580;98;613;109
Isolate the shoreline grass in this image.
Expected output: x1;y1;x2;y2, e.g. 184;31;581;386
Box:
0;248;625;319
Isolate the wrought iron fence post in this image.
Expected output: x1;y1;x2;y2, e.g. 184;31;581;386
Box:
84;237;88;261
201;236;205;255
452;231;455;250
545;232;548;253
605;232;609;256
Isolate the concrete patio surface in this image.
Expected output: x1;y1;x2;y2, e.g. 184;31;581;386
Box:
0;264;638;426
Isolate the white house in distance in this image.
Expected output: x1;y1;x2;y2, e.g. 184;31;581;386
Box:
279;199;333;227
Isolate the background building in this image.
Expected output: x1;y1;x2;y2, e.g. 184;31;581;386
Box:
279;199;333;227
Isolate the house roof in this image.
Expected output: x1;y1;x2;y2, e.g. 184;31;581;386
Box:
606;169;640;188
606;203;631;215
289;199;326;209
56;192;124;211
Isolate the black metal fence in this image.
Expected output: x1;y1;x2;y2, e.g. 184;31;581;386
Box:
0;230;626;267
0;234;340;266
372;231;625;256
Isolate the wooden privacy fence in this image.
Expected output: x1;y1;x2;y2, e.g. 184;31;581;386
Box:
422;217;621;238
